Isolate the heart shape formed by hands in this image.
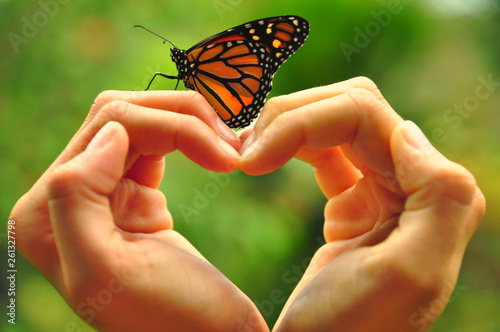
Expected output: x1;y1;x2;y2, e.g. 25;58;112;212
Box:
9;78;484;331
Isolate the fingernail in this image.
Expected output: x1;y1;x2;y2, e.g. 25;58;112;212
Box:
218;136;240;159
239;131;256;155
401;121;430;150
240;137;260;161
86;122;117;152
216;117;238;141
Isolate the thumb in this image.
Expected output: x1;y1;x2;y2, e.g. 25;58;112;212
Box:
47;121;129;278
390;121;483;255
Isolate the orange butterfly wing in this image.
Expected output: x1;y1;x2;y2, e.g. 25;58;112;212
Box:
168;16;309;128
186;41;271;128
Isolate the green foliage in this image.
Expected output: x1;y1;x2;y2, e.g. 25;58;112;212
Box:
1;0;499;330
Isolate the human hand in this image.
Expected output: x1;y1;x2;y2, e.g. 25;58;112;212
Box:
11;78;485;331
10;91;268;331
239;77;486;332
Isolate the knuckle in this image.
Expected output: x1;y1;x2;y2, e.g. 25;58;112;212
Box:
186;90;206;104
92;90;118;110
47;162;87;198
172;113;209;149
473;188;486;220
183;90;212;113
262;95;287;117
183;112;206;130
346;87;382;112
349;76;379;92
181;91;218;120
257;96;289;131
9;193;29;222
272;110;296;132
264;95;285;109
425;162;478;206
97;100;131;122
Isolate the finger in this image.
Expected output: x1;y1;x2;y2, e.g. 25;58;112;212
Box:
323;172;405;242
124;154;165;188
48;122;129;277
90;90;239;145
59;90;239;167
109;178;173;233
82;101;240;173
235;123;255;143
339;144;372;175
239;87;402;176
294;146;362;198
252;77;390;135
389;121;485;255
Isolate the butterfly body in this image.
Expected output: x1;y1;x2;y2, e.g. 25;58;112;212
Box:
140;16;309;128
170;48;192;89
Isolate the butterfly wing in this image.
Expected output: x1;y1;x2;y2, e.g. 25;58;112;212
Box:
189;16;309;68
185;40;271;128
183;16;309;128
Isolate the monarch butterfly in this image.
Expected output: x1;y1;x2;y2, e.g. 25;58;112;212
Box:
135;15;309;128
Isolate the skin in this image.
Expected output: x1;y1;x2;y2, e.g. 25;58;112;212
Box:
10;78;485;331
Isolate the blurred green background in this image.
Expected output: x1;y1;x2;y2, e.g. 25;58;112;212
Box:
1;0;499;330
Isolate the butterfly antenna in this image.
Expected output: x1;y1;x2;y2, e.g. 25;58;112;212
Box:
134;25;178;48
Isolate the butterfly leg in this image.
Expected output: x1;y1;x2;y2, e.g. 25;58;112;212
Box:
145;73;179;90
